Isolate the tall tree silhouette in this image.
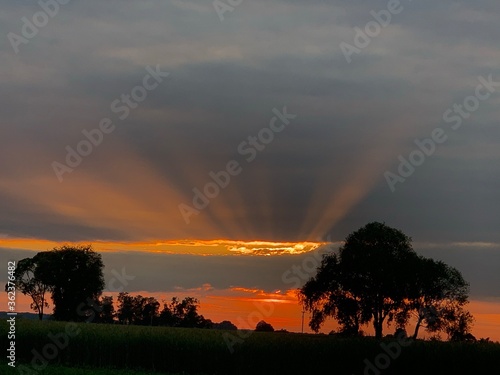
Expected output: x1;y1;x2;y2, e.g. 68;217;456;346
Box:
5;255;52;320
300;222;471;340
301;222;417;338
36;245;105;321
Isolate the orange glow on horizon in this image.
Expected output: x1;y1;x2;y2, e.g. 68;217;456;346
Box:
0;238;325;256
2;287;499;342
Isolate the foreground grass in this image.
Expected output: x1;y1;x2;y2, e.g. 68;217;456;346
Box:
2;364;180;375
2;319;499;374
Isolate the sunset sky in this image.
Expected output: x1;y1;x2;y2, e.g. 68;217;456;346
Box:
1;0;499;340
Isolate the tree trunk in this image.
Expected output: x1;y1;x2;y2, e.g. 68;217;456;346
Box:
375;321;383;339
412;317;422;340
373;311;383;339
38;303;44;320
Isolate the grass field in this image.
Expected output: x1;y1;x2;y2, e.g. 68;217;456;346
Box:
2;364;180;375
2;319;499;374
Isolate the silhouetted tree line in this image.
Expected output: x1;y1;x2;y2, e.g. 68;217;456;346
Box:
94;292;238;329
111;293;214;328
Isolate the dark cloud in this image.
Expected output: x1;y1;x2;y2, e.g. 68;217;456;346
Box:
0;0;499;244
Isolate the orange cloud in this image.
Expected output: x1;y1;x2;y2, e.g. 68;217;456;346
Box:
0;238;324;256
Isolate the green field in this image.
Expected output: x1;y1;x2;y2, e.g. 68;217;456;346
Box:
2;319;499;374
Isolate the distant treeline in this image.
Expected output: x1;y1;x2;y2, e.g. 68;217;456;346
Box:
90;292;238;330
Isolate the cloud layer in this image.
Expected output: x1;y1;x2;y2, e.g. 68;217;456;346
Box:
1;0;499;244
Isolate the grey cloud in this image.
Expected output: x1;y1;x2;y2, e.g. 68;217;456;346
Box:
0;0;499;243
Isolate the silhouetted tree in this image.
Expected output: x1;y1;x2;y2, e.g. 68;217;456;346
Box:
116;293;161;325
5;255;52;320
117;292;136;324
300;254;371;335
98;296;115;324
396;256;470;339
300;222;473;340
33;245;105;322
158;298;176;326
300;222;418;339
136;295;160;325
443;307;475;341
255;320;274;332
158;296;208;328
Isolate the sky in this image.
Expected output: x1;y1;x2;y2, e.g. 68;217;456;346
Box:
0;0;499;340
